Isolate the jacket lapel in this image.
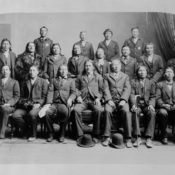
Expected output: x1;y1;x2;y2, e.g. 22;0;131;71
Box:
163;82;171;99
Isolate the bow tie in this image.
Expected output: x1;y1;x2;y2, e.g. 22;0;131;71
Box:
166;82;173;85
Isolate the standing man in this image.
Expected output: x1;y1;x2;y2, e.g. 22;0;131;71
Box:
71;60;104;144
98;29;120;62
140;42;164;83
0;65;20;138
102;59;132;147
123;27;145;63
94;48;110;77
68;44;89;78
120;45;137;80
45;65;76;143
73;31;94;60
130;65;156;148
12;65;48;141
156;67;175;144
34;26;53;68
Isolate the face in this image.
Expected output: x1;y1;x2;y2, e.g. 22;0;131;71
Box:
111;60;121;73
165;68;174;81
96;48;105;59
52;45;61;55
80;32;86;41
59;65;68;78
40;27;48;37
29;66;39;79
28;43;35;53
73;45;81;55
104;31;112;40
138;66;147;79
2;40;11;51
2;66;10;78
85;61;94;74
131;28;139;38
122;46;130;57
146;44;154;55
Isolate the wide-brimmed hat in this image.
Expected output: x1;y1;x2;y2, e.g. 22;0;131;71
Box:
110;133;125;149
77;134;95;148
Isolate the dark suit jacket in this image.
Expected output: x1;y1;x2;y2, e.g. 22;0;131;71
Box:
93;59;110;77
98;40;120;62
73;41;94;60
0;77;20;106
15;52;42;83
20;77;48;106
140;54;164;82
47;77;76;105
76;73;103;101
43;54;67;82
120;56;137;80
130;78;156;107
104;72;131;103
156;81;175;108
68;55;89;77
123;37;145;62
0;51;16;79
34;37;53;66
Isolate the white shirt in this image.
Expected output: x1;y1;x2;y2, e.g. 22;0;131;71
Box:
30;77;37;85
105;40;111;46
98;59;104;66
148;55;153;63
81;41;86;47
3;51;9;58
2;77;9;85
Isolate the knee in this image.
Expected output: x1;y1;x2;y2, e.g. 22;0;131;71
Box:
158;109;168;118
28;111;38;120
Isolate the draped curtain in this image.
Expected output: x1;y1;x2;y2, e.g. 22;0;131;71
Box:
148;12;175;61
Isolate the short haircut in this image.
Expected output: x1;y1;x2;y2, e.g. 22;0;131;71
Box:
103;28;113;36
29;64;39;71
165;66;174;73
121;45;130;51
40;26;48;31
131;26;139;31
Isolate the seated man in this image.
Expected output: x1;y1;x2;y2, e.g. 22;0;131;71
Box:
68;44;89;78
156;66;175;144
0;65;20;138
71;60;104;144
12;65;48;141
93;48;110;77
130;65;156;148
119;45;137;80
44;65;76;143
103;59;132;147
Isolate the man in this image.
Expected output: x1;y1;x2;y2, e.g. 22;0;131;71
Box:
140;42;164;83
0;39;16;79
45;65;76;143
73;31;94;60
94;48;110;77
119;45;137;80
156;67;175;144
98;29;120;62
130;65;156;148
102;59;132;147
15;42;42;84
12;65;48;141
124;27;145;62
68;44;89;78
0;65;20;138
34;26;53;67
71;60;104;144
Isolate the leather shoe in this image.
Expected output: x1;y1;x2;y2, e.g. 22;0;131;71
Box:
47;134;53;142
162;137;168;145
101;137;110;146
146;138;153;148
133;138;142;147
126;139;132;148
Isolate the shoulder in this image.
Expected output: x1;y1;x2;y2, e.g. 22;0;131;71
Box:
111;40;119;45
34;38;40;43
157;81;164;88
